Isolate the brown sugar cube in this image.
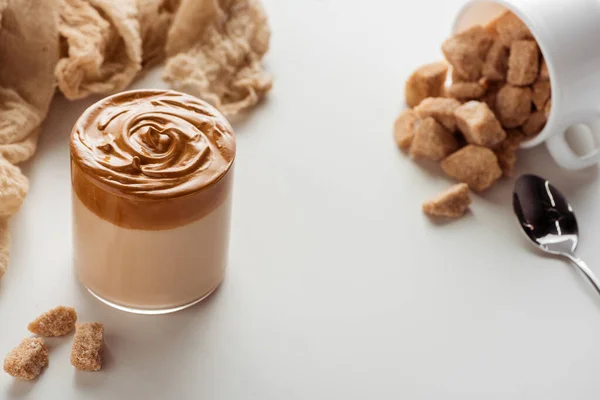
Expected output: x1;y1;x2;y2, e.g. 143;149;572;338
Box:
28;306;77;337
446;82;487;100
442;26;494;81
393;109;418;150
455;101;506;147
539;59;550;80
494;129;526;177
504;128;527;148
410;117;459;161
485;15;499;35
414;97;461;131
482;40;509;81
405;62;448;108
71;322;104;372
522;111;547;136
507;40;540;86
441;145;502;192
544;98;552;119
481;91;497;112
532;80;551;111
3;338;49;380
451;67;464;83
492;11;533;46
496;84;532;128
480;81;503;112
422;183;472;218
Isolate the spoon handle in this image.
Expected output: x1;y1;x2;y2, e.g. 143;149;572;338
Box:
564;254;600;295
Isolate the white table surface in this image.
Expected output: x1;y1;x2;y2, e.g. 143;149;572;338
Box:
3;0;600;398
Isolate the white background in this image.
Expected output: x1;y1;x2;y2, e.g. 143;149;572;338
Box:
2;0;600;398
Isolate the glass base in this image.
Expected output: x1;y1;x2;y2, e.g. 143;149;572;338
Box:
86;285;219;315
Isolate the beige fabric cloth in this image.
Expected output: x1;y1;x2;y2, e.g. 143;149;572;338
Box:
56;0;142;99
0;0;271;279
0;218;8;280
0;156;26;278
163;0;272;115
0;0;58;161
57;0;272;112
0;0;59;277
137;0;181;68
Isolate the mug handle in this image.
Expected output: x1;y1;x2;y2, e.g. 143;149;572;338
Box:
546;119;600;170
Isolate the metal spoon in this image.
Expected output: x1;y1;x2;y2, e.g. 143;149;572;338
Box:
513;174;600;295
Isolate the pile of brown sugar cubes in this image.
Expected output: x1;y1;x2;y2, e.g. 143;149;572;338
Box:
3;306;104;380
394;11;551;219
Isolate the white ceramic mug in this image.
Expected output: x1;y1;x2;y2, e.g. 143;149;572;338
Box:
454;0;600;170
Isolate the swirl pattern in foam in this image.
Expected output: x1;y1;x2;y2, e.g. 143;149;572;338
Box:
71;90;236;199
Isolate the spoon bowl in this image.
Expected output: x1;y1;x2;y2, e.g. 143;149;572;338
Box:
513;174;600;297
513;174;579;256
